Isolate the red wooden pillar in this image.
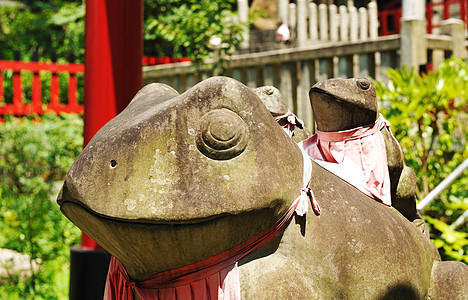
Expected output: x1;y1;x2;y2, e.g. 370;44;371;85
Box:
69;1;143;299
460;0;467;27
83;0;143;249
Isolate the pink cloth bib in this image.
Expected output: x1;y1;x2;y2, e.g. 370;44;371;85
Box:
299;114;392;206
104;148;318;300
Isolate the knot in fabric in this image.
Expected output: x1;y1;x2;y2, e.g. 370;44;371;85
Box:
299;187;320;216
124;280;136;289
275;110;304;138
294;146;320;217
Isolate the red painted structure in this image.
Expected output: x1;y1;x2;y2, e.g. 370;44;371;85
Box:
379;0;467;35
378;7;402;36
0;56;187;117
142;56;190;66
426;0;467;33
0;60;84;115
82;0;143;247
67;1;144;299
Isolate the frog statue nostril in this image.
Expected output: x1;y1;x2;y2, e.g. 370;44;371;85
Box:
196;108;249;160
110;159;117;168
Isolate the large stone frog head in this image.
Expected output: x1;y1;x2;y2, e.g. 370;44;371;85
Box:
57;76;304;281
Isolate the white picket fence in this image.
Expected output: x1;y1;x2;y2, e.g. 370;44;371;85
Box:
285;0;379;46
143;8;466;132
237;0;380;49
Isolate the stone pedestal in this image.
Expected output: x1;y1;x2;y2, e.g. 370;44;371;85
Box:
400;18;427;69
440;19;467;59
69;246;111;300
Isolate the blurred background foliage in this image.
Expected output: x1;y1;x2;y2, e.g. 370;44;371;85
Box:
0;114;83;299
0;0;246;66
0;1;85;62
144;0;246;72
377;58;468;263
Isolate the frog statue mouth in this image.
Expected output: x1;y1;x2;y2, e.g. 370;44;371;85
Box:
58;190;286;282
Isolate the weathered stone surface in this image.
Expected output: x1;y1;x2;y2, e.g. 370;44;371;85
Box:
238;162;443;299
58;76;468;298
309;77;378;132
253;85;311;143
428;261;468;300
253;86;288;117
58;77;304;280
381;126;426;230
0;248;40;282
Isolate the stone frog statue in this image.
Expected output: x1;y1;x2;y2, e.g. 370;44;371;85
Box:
57;76;468;299
252;85;311;143
304;77;428;235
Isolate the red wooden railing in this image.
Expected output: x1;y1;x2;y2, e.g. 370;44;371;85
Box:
426;0;467;33
142;56;190;66
0;60;85;115
0;56;190;116
378;8;402;36
379;0;467;36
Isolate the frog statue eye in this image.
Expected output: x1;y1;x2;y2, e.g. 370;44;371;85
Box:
196;108;249;160
356;78;371;90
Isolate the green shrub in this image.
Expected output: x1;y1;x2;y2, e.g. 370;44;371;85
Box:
376;58;468;263
0;114;83;299
144;0;246;73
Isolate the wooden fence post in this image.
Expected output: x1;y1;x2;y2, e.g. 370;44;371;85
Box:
297;0;307;47
67;54;80;113
400;19;427;69
263;64;274;86
400;0;427;69
288;3;297;43
339;5;349;42
319;4;328;41
13;51;22;113
278;0;289;25
297;60;313;130
237;0;249;49
368;1;379;39
0;69;3;106
440;19;467;59
349;6;358;42
280;63;293;109
330;5;338;42
359;7;368;40
50;53;60;111
309;3;318;42
31;51;42;114
402;0;426;19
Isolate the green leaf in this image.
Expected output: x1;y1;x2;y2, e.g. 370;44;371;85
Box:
377;58;468;264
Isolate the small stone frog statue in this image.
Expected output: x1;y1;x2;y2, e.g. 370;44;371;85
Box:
305;77;428;236
253;86;311;143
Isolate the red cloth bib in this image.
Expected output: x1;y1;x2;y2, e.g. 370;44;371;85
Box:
299;114;392;206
